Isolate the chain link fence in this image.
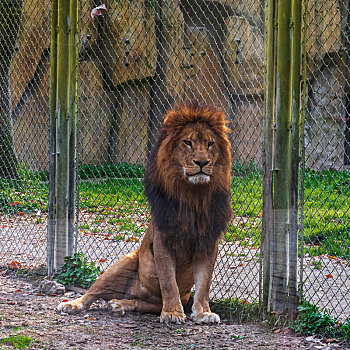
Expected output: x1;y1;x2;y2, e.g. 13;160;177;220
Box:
0;0;49;270
73;0;264;307
0;0;349;321
301;0;350;321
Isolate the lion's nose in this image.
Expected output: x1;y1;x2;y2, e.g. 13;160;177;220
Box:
193;160;210;168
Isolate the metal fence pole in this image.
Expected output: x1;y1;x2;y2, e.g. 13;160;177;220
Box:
68;0;79;257
262;0;276;315
298;0;308;305
48;0;58;275
271;0;293;313
51;0;79;272
289;0;303;316
54;0;71;271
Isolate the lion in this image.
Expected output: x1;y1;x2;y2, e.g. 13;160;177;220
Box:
57;102;232;324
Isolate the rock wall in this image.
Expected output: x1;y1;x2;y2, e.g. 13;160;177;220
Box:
304;0;346;170
305;58;346;170
8;0;350;170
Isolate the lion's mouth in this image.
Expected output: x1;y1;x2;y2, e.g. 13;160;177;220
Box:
187;172;211;185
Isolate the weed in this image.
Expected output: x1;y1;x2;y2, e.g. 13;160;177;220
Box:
291;301;350;340
56;253;101;288
0;334;33;349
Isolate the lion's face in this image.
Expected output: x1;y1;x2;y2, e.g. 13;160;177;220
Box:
174;123;219;185
149;103;231;199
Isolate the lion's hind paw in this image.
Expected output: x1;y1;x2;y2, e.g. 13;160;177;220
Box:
108;299;125;316
191;311;220;324
57;297;85;314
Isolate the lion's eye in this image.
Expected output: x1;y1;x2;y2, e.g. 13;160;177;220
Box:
184;139;192;148
208;141;214;148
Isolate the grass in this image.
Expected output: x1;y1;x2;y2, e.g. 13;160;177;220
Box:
0;333;33;349
211;297;260;323
303;169;350;259
0;166;48;215
1;164;349;258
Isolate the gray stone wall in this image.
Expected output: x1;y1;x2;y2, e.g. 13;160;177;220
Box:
9;0;349;170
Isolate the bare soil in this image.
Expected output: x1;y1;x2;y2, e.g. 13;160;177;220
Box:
0;270;349;350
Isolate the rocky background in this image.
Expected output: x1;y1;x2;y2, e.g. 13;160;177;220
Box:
9;0;349;171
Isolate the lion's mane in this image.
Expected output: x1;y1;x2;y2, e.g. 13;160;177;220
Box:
144;102;232;253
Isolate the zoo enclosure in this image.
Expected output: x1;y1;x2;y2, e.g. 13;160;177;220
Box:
0;0;349;321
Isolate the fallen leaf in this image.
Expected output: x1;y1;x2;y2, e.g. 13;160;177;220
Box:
8;261;21;269
325;274;333;278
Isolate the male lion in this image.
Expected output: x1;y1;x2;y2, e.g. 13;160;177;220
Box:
58;102;232;324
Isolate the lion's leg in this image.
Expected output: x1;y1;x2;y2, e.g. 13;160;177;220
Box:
153;230;186;324
108;298;162;316
191;243;220;324
57;250;139;314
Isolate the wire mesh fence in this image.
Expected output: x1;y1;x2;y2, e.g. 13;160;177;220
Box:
0;0;349;322
74;0;264;306
0;0;49;270
301;0;350;320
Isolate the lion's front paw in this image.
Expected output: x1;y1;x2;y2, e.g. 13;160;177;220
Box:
108;299;125;316
57;297;84;314
160;310;186;324
191;311;220;324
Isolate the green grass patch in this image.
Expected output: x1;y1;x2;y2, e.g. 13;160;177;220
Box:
303;169;350;259
79;178;147;211
0;333;33;349
0;166;48;215
79;163;145;180
291;301;350;340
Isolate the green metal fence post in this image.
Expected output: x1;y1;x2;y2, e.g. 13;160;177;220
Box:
271;0;293;313
52;0;79;272
48;0;58;275
289;0;303;316
54;0;71;271
299;0;309;305
262;0;277;315
68;0;80;257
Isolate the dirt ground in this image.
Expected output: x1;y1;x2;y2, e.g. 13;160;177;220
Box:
0;270;349;350
1;218;350;321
